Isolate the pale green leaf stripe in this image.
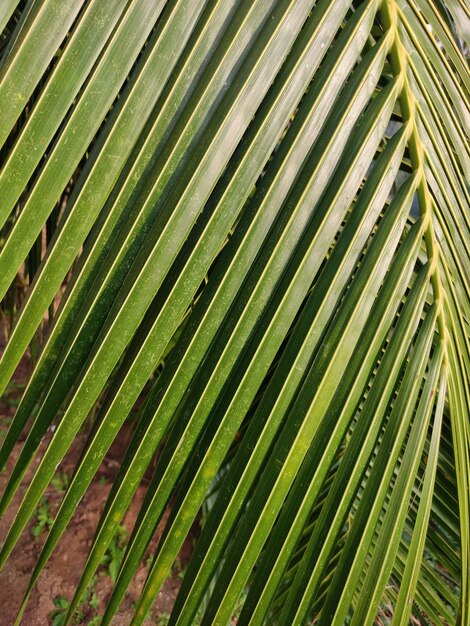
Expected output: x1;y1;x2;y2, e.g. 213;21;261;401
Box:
278;266;431;626
440;275;470;372
0;0;85;146
427;181;470;299
351;345;444;625
0;0;20;34
318;305;439;626
405;61;470;196
428;228;468;324
393;454;460;623
107;63;399;626
171;117;409;626
344;497;457;623
424;158;470;271
408;489;461;582
236;221;426;626
400;0;470;97
447;333;470;475
440;231;470;326
409;537;460;608
419;460;460;532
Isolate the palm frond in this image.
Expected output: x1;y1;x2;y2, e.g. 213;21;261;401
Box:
0;0;468;624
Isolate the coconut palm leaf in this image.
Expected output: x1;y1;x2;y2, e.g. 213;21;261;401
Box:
0;0;468;624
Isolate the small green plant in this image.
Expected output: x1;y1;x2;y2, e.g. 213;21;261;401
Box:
31;496;54;538
51;472;69;492
0;416;12;443
101;524;127;582
1;381;25;409
80;574;99;612
156;612;171;626
88;590;99;611
172;555;187;580
131;600;152;623
50;576;101;625
50;596;69;626
0;416;12;445
145;552;154;569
